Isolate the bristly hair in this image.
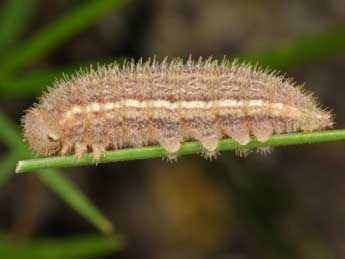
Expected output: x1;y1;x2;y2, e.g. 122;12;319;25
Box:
22;56;334;160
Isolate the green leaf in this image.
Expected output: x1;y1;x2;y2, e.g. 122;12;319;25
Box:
0;0;39;53
0;58;123;97
0;66;73;97
0;153;18;187
38;169;114;234
0;113;114;234
0;233;124;258
1;25;345;97
241;24;345;68
15;129;345;173
0;113;27;151
0;0;125;77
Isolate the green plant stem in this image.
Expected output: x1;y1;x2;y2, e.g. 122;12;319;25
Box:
16;129;345;173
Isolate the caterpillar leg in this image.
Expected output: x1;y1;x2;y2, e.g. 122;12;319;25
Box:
249;116;273;142
61;120;87;157
75;142;88;159
106;112;125;149
123;110;151;148
257;146;272;155
88;114;108;160
219;112;251;145
183;112;220;159
152;111;182;156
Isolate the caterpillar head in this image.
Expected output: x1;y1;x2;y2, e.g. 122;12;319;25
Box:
22;107;62;156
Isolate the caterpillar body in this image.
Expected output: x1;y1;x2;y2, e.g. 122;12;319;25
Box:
22;57;333;160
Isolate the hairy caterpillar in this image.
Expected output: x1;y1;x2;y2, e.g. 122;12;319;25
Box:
22;57;333;160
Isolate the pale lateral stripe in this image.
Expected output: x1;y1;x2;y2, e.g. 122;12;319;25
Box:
64;99;299;118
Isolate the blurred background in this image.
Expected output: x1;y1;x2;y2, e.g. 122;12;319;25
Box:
0;0;345;258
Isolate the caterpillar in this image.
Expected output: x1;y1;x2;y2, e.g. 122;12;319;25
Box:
22;57;334;160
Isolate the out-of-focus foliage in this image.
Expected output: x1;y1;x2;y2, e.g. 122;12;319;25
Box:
0;0;39;54
0;0;344;258
241;25;345;68
0;0;124;78
0;232;123;258
0;112;114;234
0;0;125;250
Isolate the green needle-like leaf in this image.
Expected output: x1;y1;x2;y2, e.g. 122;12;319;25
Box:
15;129;345;173
38;169;114;234
0;233;124;258
0;113;26;151
0;66;76;97
241;24;345;68
0;0;39;53
0;0;125;77
0;58;122;97
1;24;345;97
0;153;19;186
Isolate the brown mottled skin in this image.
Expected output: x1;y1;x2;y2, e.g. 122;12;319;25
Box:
22;57;333;159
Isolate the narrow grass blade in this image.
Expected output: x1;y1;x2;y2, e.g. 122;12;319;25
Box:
0;153;18;187
241;24;345;68
0;0;39;53
0;58;123;97
38;169;114;234
16;129;345;173
0;113;114;233
0;233;124;258
2;24;345;96
0;66;74;97
0;113;27;151
0;0;125;77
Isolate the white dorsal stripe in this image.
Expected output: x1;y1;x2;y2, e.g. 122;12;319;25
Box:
64;99;300;118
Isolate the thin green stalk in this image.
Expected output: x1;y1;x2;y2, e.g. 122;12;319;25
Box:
16;129;345;173
0;0;124;77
